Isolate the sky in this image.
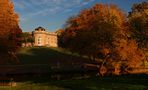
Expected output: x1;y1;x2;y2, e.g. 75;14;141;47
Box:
12;0;147;32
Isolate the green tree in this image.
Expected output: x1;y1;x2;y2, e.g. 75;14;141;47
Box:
56;29;65;47
21;32;34;46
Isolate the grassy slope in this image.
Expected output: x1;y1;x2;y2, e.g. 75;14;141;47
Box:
1;47;147;90
17;47;91;65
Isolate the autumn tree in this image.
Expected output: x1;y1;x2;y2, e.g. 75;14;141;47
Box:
0;0;22;64
62;4;127;60
61;3;145;75
128;2;148;48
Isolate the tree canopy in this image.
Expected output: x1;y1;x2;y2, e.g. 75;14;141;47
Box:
59;3;145;75
0;0;22;64
128;2;148;48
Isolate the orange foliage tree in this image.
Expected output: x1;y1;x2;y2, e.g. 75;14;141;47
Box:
61;3;145;75
0;0;22;64
128;2;148;48
62;3;127;59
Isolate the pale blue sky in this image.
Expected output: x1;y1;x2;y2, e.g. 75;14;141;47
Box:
12;0;147;32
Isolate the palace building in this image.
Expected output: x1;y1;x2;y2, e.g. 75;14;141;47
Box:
32;27;58;47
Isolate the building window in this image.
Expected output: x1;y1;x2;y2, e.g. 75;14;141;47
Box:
38;37;42;46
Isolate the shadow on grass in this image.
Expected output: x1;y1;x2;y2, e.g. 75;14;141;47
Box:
8;74;148;90
13;74;148;90
15;47;148;90
17;47;91;65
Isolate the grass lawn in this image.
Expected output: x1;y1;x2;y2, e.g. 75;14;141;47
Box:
17;47;91;65
15;47;95;73
1;74;148;90
1;47;147;90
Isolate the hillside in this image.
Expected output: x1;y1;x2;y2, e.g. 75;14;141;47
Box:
17;47;92;65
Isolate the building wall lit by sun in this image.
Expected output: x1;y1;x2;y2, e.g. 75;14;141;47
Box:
33;27;58;47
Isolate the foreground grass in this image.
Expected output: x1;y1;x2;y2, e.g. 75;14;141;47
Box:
1;74;148;90
2;47;146;90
